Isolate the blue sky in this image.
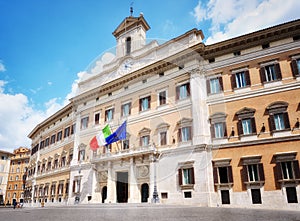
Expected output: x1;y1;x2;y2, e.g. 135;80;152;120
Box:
0;0;299;152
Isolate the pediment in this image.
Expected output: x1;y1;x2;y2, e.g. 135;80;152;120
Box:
113;15;150;38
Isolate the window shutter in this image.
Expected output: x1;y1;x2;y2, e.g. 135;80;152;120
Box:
187;83;191;97
139;98;142;111
274;63;282;80
227;166;233;183
218;77;223;91
191;167;195;184
258;163;265;181
213;167;219;184
251;118;257;134
188;126;192;141
245;70;251;86
223;122;227;137
77;151;80;161
148;96;151;109
268;114;275;132
178;128;182;142
283;112;290;129
206;79;211;94
274;162;282;189
259;67;266;83
231;74;236;89
293;160;300;179
242;165;249;183
72;180;75;193
291;60;299;77
176;86;180;100
178;169;182;186
210;124;215;138
237;120;243;136
129;103;132;115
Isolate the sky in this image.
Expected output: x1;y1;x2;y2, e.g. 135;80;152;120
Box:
0;0;299;153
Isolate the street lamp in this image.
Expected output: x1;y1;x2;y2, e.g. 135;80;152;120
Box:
151;144;159;203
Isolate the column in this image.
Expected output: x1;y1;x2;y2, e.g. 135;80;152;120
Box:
190;68;210;145
105;161;116;203
128;157;139;203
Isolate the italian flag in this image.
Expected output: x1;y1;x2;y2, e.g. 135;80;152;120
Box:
90;125;111;151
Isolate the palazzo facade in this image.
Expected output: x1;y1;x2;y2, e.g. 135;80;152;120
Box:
26;13;300;209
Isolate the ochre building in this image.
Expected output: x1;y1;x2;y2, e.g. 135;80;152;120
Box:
26;13;300;210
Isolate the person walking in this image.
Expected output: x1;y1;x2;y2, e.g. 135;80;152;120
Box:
13;200;17;209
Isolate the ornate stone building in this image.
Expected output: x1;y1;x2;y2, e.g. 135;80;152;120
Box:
26;12;300;209
5;147;30;205
0;150;13;205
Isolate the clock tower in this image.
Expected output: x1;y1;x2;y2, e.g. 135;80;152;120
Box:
113;12;150;58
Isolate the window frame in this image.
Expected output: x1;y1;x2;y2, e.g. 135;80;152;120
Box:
207;76;223;95
267;102;290;132
259;62;282;83
231;69;251;89
209;113;227;139
139;96;151;112
291;57;300;77
105;108;114;122
176;82;190;100
121;102;131;117
80;116;89;130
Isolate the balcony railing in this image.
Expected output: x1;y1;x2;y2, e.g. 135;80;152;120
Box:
91;145;155;162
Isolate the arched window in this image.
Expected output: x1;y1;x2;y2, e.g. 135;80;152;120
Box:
126;37;131;55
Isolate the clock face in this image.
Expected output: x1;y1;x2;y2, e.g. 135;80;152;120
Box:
119;59;133;74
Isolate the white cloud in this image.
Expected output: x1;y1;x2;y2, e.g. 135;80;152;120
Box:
190;1;207;24
0;60;6;72
191;0;300;44
0;81;47;153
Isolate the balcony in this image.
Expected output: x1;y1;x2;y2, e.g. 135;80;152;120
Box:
91;145;155;163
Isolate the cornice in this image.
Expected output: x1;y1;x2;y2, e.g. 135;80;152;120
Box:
212;134;300;149
203;19;300;59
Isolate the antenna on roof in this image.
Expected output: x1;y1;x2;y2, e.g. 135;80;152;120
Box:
130;2;133;16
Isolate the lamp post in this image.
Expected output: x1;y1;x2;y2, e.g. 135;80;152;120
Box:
151;144;159;203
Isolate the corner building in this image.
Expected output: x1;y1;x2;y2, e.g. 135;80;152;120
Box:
27;13;300;209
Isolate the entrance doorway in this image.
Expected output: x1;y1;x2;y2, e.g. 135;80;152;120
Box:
102;186;107;203
116;172;128;203
141;183;149;203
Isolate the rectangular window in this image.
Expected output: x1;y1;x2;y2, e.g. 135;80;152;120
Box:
221;190;230;204
176;83;190;100
260;63;281;83
248;164;259;182
183;168;193;185
274;113;286;130
158;91;167;105
281;161;294;180
50;134;56;144
251;189;262;204
123;139;129;150
40;140;45;149
94;113;100;125
184;191;192;198
219;167;229;183
208;77;223;94
291;58;300;77
139;96;151;111
242;119;252;135
178;127;191;142
265;65;277;81
235;71;246;88
140;135;150;147
64;127;70;138
286;187;298;203
71;124;76;135
56;131;62;141
159;131;167;146
81;117;89;129
121;103;131;117
105;108;114;121
45;138;50;147
78;150;85;161
214;123;225;138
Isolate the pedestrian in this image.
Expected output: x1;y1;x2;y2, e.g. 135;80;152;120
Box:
13;201;17;209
